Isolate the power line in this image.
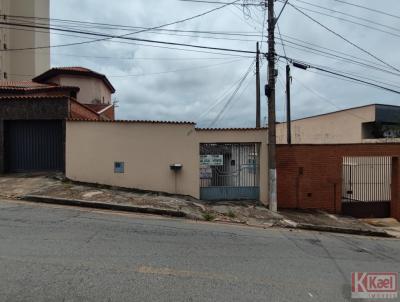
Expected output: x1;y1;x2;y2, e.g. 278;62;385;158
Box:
277;39;400;79
275;0;289;23
260;5;267;45
208;60;255;127
0;25;256;58
290;0;400;34
281;56;400;94
284;2;400;40
329;0;400;20
279;33;390;69
13;10;397;72
109;58;246;77
5;15;400;95
290;74;369;121
6;14;264;38
179;0;259;6
6;17;264;43
276;23;288;61
8;17;400;79
198;57;265;123
229;5;261;32
12;58;249;78
287;2;400;73
0;22;257;55
313;66;400;93
217;73;255;124
2;0;241;52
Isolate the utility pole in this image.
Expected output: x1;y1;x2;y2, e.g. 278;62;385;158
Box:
267;0;277;212
286;64;292;145
256;42;261;128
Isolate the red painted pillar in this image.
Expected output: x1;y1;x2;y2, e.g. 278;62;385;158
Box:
392;157;400;220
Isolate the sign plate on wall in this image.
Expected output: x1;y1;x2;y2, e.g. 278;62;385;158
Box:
200;155;223;166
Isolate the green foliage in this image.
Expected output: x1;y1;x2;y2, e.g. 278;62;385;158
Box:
202;212;216;221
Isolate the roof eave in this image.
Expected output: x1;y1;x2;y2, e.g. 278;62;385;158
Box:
33;69;116;93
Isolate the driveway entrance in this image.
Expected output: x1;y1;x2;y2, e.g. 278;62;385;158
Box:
342;156;392;218
4;120;64;173
200;143;260;201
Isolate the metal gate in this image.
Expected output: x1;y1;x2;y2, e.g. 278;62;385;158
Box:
200;143;260;201
342;156;392;218
4;120;64;172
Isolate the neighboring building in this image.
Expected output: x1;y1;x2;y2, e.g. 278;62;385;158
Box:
0;66;116;173
0;67;116;119
277;104;400;144
33;67;116;119
0;0;50;80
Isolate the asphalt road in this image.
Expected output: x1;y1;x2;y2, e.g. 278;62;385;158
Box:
0;200;399;302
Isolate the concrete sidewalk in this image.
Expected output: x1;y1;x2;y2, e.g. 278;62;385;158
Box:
0;174;395;238
361;218;400;238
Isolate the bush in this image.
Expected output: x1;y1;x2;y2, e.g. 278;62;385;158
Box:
202;212;216;221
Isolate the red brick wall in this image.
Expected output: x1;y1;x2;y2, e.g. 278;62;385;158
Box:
277;144;400;219
100;105;115;120
69;100;100;120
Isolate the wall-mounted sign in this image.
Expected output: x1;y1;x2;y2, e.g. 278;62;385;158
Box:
200;155;223;166
200;167;212;179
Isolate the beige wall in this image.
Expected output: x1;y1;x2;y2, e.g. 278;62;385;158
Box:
52;75;112;104
66;122;269;203
66;121;200;198
277;105;376;144
0;0;50;80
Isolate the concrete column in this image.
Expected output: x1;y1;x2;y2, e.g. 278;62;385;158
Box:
392;157;400;220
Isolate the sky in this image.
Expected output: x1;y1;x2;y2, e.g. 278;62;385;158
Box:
47;0;400;127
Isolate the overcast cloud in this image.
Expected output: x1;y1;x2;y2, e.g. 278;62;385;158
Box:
48;0;400;127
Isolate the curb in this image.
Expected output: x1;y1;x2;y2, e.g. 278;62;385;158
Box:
289;223;394;238
22;195;187;218
17;196;395;238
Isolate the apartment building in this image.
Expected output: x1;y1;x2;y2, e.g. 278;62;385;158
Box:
276;104;400;144
0;0;50;80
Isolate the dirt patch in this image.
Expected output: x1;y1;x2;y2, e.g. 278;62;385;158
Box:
0;174;59;199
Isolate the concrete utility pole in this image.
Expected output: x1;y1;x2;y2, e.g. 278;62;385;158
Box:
267;0;277;212
286;64;292;145
256;42;261;128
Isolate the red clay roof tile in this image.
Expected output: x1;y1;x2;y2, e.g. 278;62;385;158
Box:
0;95;69;100
0;80;80;93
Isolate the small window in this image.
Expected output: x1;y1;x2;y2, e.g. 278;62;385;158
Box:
3;72;7;79
114;162;125;173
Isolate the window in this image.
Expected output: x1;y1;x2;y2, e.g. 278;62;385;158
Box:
114;162;125;173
